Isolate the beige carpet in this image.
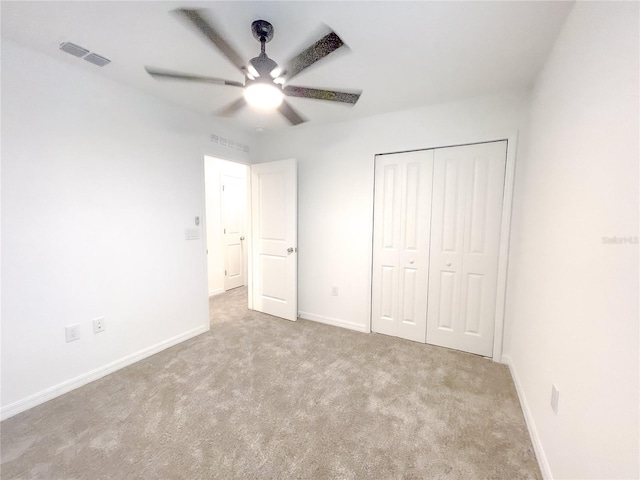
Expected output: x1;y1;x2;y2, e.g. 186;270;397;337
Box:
1;287;541;479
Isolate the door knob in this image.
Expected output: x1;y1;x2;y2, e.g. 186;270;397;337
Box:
240;236;245;241
446;262;452;267
409;259;414;264
287;247;295;254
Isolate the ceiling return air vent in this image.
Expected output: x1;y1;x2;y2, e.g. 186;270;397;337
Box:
59;42;89;57
210;134;250;153
83;53;111;67
59;42;111;67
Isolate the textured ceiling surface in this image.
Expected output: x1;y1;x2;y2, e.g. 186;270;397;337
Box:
1;1;573;133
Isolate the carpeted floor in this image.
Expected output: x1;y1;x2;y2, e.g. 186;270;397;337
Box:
1;287;541;479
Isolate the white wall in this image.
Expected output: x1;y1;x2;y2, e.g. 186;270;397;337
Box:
0;40;252;418
255;90;530;333
504;2;639;479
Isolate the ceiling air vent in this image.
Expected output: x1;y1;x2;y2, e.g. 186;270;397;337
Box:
59;42;111;67
210;134;250;153
84;53;111;67
59;42;89;58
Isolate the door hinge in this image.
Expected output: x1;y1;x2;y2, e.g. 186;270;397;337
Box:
224;270;227;276
222;185;225;191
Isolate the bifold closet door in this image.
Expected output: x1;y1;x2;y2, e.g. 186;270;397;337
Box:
371;150;433;342
425;141;507;356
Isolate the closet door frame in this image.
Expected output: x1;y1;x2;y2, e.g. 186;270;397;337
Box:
368;132;519;363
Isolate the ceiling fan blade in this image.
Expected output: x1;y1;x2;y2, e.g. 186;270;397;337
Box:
278;100;307;125
218;97;247;117
283;30;344;81
173;8;247;74
283;85;361;105
145;67;244;87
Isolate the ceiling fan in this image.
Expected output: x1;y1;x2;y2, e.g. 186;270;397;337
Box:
145;9;362;126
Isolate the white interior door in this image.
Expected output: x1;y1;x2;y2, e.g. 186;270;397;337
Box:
222;173;246;291
426;141;507;356
250;159;297;321
371;150;433;342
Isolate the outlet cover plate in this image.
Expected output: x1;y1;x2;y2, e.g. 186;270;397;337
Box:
66;325;80;342
93;317;105;334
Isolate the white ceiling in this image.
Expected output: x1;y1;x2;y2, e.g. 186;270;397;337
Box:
1;1;573;133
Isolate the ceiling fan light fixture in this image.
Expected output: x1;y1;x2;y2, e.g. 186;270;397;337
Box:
270;66;283;78
244;82;284;109
146;10;360;125
247;64;260;78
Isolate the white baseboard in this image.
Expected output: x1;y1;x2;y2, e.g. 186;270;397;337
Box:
502;354;552;480
298;311;369;333
0;324;210;421
209;288;224;297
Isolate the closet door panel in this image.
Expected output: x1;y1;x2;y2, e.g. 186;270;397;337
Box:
426;141;506;356
427;149;467;341
372;159;402;337
372;151;433;342
397;152;433;342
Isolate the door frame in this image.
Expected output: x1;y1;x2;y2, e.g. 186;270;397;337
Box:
203;157;297;317
369;132;519;362
203;155;251;298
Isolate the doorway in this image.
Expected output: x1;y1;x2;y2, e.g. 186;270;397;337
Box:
204;156;298;324
204;156;249;297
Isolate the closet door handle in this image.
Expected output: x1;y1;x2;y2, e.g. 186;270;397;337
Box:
446;262;452;267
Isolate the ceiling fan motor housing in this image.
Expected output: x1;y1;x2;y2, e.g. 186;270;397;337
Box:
249;53;279;78
251;20;274;43
248;20;280;79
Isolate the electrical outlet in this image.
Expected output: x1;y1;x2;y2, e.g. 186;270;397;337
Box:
551;384;559;414
65;324;80;343
331;286;339;296
93;317;106;334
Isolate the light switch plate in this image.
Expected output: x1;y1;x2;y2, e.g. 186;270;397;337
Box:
185;228;200;240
